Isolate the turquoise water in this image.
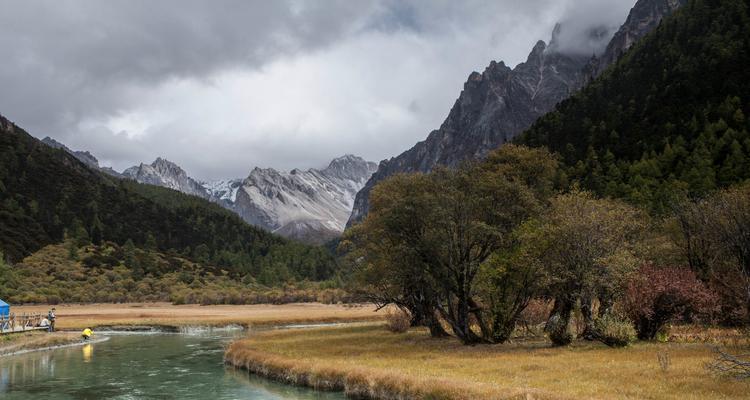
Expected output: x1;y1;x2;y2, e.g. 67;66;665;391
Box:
0;331;345;400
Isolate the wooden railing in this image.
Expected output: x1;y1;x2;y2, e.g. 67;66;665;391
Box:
0;313;45;334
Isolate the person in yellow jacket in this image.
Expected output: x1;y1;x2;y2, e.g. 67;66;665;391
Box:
81;327;93;341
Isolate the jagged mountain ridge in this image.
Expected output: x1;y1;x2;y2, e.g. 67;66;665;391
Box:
229;155;377;243
348;0;686;226
38;136;376;243
41;137;123;178
581;0;687;83
122;155;377;243
123;158;211;199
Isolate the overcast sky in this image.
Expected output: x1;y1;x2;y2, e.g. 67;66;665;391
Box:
0;0;634;180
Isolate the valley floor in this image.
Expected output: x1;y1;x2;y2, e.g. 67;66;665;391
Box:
225;324;750;400
13;302;382;330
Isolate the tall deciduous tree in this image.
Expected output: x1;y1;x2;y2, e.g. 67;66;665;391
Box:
344;173;448;337
519;191;645;345
348;145;558;344
674;183;750;323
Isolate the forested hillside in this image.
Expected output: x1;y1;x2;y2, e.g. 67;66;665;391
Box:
519;0;750;213
0;115;336;281
346;0;750;349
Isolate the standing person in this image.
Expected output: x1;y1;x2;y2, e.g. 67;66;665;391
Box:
47;308;56;332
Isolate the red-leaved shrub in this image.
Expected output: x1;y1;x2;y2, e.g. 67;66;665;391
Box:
623;264;718;339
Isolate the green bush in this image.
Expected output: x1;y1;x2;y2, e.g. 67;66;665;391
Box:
595;314;637;347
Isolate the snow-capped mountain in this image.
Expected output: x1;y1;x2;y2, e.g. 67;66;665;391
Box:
122;158;211;199
42;141;378;244
219;155;377;243
201;178;243;206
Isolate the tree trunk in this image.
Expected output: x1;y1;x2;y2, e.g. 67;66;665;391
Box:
636;317;661;340
580;296;596;340
468;297;492;342
546;297;574;346
598;296;614;318
436;300;483;345
426;311;449;338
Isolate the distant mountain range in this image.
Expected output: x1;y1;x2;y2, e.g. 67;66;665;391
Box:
348;0;687;226
1;114;337;281
40;137;376;244
36;0;685;240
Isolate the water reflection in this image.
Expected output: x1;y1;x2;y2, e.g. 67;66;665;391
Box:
82;344;92;363
0;333;344;400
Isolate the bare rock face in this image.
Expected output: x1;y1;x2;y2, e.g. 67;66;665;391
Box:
123;158;210;199
226;155;377;244
41;136;123;178
349;27;590;225
0;115;15;133
582;0;688;82
348;0;685;227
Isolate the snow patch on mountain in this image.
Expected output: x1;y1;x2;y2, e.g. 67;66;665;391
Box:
229;155;377;243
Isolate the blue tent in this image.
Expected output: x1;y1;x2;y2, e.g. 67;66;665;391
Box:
0;299;9;318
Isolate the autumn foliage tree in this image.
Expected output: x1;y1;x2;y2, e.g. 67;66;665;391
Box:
624;264;717;339
518;191;645;345
673;183;750;324
347;145;558;344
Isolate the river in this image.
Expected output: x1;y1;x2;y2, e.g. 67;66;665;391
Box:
0;329;345;400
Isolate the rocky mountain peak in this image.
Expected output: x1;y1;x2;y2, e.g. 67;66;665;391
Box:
584;0;688;80
40;136;121;177
225;154;377;243
548;23;563;49
347;0;686;228
123;157;209;198
151;157;184;174
324;155;378;181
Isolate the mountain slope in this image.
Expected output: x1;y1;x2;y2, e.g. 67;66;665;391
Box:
41;136;123;178
0;114;336;280
120;154;376;243
45;138;376;243
123;158;211;199
228;155;377;243
519;0;750;212
582;0;687;82
348;0;685;226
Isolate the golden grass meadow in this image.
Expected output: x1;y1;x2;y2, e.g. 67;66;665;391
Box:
225;324;750;400
12;302;382;330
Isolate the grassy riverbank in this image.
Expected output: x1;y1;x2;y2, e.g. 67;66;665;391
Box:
13;303;381;330
0;331;81;356
225;324;750;400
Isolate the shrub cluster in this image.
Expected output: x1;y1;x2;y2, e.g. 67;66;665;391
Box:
1;242;352;305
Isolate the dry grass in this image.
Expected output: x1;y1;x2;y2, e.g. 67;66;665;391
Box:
0;331;81;356
13;302;382;330
225;324;750;400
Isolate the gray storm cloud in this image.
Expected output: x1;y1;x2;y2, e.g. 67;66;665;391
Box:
0;0;634;180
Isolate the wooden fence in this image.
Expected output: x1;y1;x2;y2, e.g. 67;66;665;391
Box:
0;313;46;334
